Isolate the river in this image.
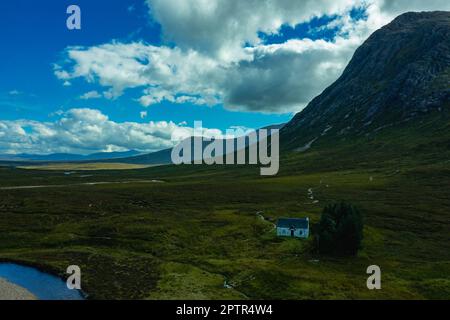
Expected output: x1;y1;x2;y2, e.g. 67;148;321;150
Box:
0;263;84;300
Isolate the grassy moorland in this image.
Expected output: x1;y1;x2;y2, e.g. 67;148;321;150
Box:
0;113;449;300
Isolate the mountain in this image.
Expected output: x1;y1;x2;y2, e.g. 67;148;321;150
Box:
103;148;173;165
281;11;450;151
0;150;141;162
99;123;286;165
82;150;142;161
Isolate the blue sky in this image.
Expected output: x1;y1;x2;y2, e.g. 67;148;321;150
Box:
0;1;148;119
0;0;291;130
0;0;448;154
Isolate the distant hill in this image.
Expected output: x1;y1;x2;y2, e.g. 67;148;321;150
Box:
0;123;285;166
95;123;286;165
101;148;173;165
281;11;450;151
82;150;142;161
0;150;142;162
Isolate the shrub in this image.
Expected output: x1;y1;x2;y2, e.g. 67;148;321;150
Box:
315;202;363;256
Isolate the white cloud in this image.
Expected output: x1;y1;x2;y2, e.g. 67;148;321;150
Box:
54;0;450;114
55;38;354;113
56;43;222;106
138;88;217;107
147;0;359;61
80;90;102;100
0;108;225;155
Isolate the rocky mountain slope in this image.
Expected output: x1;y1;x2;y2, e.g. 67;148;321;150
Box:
282;11;450;150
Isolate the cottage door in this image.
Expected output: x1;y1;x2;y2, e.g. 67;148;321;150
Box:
290;227;295;237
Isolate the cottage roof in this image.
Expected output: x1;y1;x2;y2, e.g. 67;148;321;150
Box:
277;218;309;229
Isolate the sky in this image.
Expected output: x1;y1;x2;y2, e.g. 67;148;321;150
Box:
0;0;449;155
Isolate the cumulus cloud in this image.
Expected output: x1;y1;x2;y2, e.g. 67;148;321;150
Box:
147;0;450;58
80;90;102;100
54;0;450;114
0;108;224;155
54;38;356;113
56;43;222;106
147;0;358;61
223;38;358;112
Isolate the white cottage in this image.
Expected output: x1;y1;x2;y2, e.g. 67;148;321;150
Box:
276;218;309;239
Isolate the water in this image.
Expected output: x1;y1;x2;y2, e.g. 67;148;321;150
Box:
0;263;84;300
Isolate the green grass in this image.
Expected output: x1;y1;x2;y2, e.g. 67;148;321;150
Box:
0;112;449;300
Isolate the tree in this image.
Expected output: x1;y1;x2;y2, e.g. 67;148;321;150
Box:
315;202;363;256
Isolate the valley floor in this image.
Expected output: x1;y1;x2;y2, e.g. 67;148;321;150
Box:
0;153;449;299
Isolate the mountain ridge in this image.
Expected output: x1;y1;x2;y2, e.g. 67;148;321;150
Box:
281;11;450;150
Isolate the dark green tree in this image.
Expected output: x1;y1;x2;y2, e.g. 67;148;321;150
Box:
315;202;363;256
